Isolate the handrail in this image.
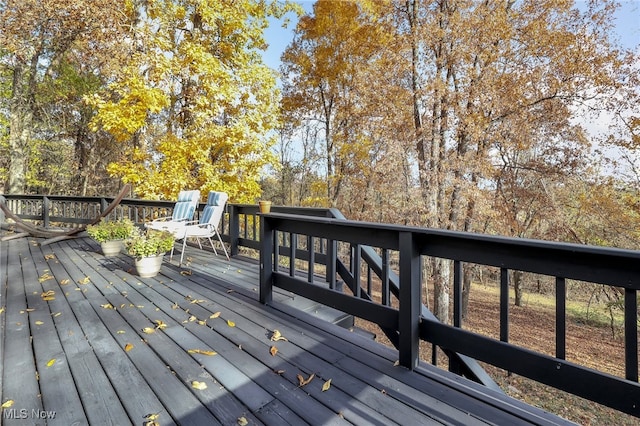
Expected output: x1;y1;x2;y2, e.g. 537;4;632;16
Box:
259;212;640;418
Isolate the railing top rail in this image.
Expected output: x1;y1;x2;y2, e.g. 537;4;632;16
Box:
263;212;640;289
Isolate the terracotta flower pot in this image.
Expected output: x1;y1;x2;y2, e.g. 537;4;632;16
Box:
259;201;272;213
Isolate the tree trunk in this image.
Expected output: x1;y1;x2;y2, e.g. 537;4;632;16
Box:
513;270;524;307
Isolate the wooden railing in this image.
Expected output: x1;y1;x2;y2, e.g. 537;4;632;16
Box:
259;213;640;418
3;193;640;416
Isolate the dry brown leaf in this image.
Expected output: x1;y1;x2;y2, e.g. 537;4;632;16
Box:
210;312;221;319
393;360;400;366
171;302;179;309
227;319;235;327
187;349;217;356
180;270;192;276
237;416;248;426
0;307;5;314
124;343;134;352
38;273;54;283
60;279;70;285
78;276;91;285
297;373;315;387
189;299;205;304
142;327;156;334
144;413;160;421
35;320;44;325
41;290;55;301
155;320;167;330
322;379;332;392
270;346;278;356
116;330;125;334
198;320;207;326
101;303;115;310
1;399;14;409
270;329;288;342
274;369;285;375
44;254;56;260
191;381;207;390
53;312;61;317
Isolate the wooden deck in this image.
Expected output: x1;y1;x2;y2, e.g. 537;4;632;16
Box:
0;235;575;425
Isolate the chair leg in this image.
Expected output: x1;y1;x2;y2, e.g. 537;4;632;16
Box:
215;229;230;261
207;237;218;256
180;237;187;265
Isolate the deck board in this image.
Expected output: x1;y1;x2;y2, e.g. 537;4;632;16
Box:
0;236;576;425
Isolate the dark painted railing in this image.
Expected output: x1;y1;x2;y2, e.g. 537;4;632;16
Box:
259;213;640;418
3;193;639;416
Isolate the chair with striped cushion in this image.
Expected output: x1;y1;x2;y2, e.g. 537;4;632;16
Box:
145;190;200;234
171;191;229;264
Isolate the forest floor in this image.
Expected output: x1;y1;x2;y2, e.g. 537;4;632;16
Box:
355;283;638;425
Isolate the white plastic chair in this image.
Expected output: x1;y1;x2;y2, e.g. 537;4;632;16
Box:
171;191;229;264
145;190;200;234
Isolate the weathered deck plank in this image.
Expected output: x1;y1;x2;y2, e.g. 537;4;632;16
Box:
0;236;576;425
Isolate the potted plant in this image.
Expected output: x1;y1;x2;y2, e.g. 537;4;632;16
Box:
124;228;175;278
86;218;136;257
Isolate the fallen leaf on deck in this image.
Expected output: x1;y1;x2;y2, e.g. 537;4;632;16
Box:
227;320;235;327
117;330;125;334
210;312;221;319
41;290;55;301
0;307;5;314
322;379;332;392
270;346;278;356
35;321;44;325
393;360;400;366
270;329;288;342
46;359;56;368
144;412;160;421
154;320;167;330
53;312;61;317
124;343;134;352
191;381;207;390
1;400;14;408
190;299;206;304
60;279;70;285
187;349;217;356
77;276;91;285
142;327;156;334
101;303;115;310
38;273;54;283
180;270;192;276
143;422;159;426
237;416;248;426
297;373;315;387
44;254;56;260
198;320;207;326
188;315;197;322
171;302;179;309
274;369;285;375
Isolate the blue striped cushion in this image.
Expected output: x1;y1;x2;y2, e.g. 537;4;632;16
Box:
172;190;200;221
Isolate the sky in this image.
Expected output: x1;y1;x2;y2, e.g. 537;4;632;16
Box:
262;0;640;73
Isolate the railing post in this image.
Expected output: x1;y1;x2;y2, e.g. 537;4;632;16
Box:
259;214;274;305
399;231;420;370
42;196;50;228
228;204;240;256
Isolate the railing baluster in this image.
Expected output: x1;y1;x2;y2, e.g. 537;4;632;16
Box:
382;249;390;306
290;233;297;277
327;239;337;290
500;268;509;343
353;244;361;298
556;277;566;360
307;235;314;283
625;288;638;381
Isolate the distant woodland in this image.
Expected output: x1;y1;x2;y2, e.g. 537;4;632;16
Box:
2;1;639;312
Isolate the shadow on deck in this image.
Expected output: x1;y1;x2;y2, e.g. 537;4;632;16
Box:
0;235;573;425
